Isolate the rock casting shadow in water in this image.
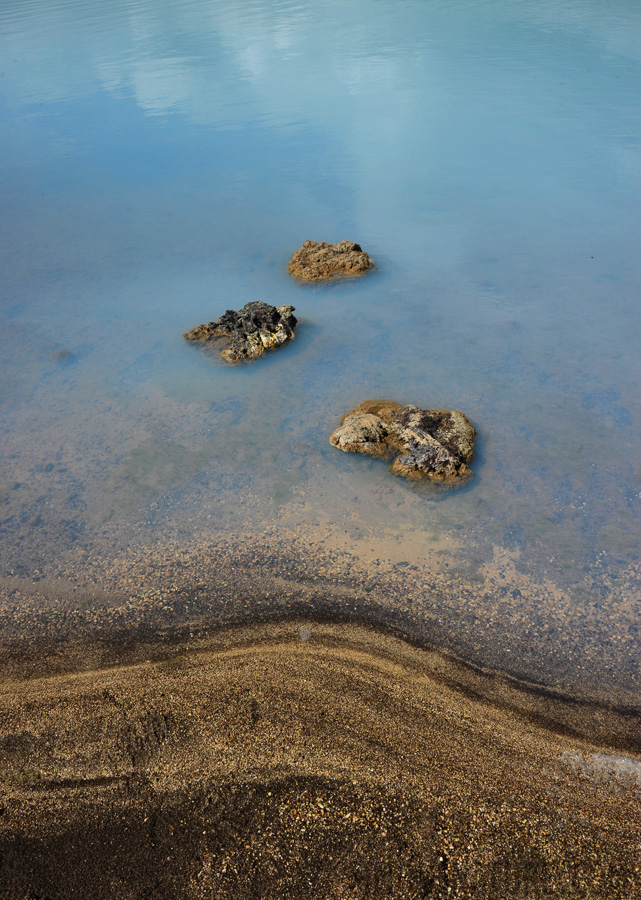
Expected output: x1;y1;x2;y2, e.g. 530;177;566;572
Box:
184;301;297;364
287;239;374;281
330;399;476;483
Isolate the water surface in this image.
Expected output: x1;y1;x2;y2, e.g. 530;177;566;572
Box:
0;0;639;698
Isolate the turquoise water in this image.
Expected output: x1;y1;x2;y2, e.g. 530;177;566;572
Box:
0;0;639;685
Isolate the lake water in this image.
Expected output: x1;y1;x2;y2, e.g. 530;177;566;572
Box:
0;0;639;700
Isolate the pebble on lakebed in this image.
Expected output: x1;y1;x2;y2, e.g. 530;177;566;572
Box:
330;399;476;482
287;239;373;281
184;301;297;364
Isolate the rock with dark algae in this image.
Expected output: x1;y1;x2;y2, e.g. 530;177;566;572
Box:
330;399;476;482
287;239;373;281
184;301;297;364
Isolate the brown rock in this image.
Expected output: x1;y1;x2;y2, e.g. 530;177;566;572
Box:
330;399;476;482
287;239;373;281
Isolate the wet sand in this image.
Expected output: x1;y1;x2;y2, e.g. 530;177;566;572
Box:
1;620;640;899
0;527;641;900
1;533;640;898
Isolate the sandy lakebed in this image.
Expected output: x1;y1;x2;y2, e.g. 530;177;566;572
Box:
0;528;640;899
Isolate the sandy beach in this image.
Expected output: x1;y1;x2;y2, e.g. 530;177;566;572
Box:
1;533;640;899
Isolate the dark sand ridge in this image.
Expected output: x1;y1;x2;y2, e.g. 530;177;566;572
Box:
1;530;640;897
1;526;639;713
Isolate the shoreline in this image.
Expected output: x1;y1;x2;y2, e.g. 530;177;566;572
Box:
1;528;639;714
2;603;641;755
1;620;640;898
2;530;640;896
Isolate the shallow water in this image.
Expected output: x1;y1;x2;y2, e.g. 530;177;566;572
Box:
0;0;639;695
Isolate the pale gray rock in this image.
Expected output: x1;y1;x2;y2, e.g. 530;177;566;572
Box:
330;399;476;483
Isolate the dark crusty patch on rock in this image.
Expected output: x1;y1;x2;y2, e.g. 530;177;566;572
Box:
184;301;296;364
287;240;373;281
330;399;476;482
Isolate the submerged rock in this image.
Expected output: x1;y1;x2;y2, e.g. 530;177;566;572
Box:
330;399;476;483
184;301;297;364
287;240;373;281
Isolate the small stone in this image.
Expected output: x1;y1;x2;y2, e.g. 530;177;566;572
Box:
184;301;297;364
287;240;373;282
330;399;476;483
51;348;73;363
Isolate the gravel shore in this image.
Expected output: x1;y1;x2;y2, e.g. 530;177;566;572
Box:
1;532;640;898
1;622;640;898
